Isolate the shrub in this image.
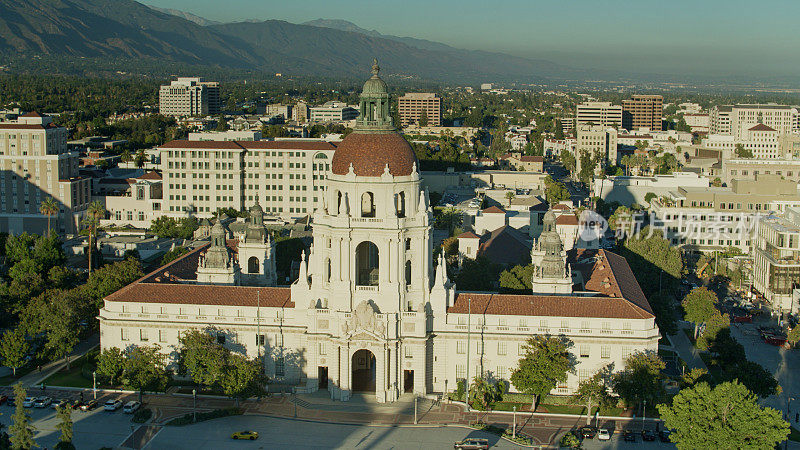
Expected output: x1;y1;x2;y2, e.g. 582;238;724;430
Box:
559;431;581;449
165;407;242;426
132;407;152;423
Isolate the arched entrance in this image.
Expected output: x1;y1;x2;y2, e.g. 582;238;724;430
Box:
351;349;376;392
355;241;379;286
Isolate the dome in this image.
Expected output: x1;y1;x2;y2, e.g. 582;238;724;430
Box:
362;76;388;95
331;131;418;177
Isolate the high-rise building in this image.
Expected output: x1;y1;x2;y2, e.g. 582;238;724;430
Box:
753;207;800;314
576;102;622;128
398;93;442;127
159;139;336;219
710;104;799;139
622;95;663;131
0;113;91;234
159;77;220;117
576;124;618;173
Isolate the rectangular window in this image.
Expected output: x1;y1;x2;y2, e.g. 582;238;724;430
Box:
404;346;413;359
601;346;611;359
158;330;166;343
275;357;285;377
476;341;484;355
456;364;466;380
121;328;129;341
256;334;265;346
497;342;507;355
318;342;327;355
456;341;466;354
580;345;590;358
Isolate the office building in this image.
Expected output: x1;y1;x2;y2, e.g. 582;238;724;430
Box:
622;95;663;131
160;139;336;219
309;102;358;123
650;175;800;254
710;104;800;139
159;77;220;117
398;93;442;127
576;124;618;174
0;113;91;234
576;102;622;128
753;207;800;314
721;158;800;185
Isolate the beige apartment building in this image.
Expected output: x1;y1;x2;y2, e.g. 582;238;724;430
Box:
622;95;663;131
576;124;618;176
0;113;91;234
710;104;799;139
99;172;164;229
721;158;800;185
575;102;622;128
398;93;442;127
159;77;220;117
309;102;358;123
160;140;336;219
753;207;800;314
650;175;800;254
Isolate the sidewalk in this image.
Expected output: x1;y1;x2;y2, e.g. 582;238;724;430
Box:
671;322;708;371
10;334;99;388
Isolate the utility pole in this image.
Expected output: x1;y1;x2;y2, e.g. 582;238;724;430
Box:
92;371;97;400
512;406;516;439
193;389;197;423
465;297;472;407
257;290;262;375
414;396;418;424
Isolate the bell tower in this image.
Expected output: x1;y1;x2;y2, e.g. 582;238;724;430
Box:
530;209;573;294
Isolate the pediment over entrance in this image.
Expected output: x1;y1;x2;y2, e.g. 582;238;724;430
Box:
349;331;382;342
342;300;386;338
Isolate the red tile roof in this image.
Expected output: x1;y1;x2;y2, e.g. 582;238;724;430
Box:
477;225;531;265
137;171;162;180
457;231;481;239
520;155;543;162
551;204;570;210
749;123;776;132
20;112;43;117
556;214;579;226
482;206;506;214
331;131;418;177
0;124;53;130
239;141;337;151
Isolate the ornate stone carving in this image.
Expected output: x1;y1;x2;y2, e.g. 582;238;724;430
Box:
342;301;385;337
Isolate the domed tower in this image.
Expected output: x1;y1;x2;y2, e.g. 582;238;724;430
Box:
238;199;276;286
530;209;573;294
197;219;238;285
294;60;433;403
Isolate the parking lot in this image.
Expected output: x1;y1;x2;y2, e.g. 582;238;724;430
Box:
0;389;139;449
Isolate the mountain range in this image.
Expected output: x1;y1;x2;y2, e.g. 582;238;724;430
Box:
0;0;577;83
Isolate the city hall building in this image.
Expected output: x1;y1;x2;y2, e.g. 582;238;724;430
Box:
99;63;659;402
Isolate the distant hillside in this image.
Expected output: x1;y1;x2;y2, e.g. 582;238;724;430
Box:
0;0;574;83
146;5;220;26
302;18;456;53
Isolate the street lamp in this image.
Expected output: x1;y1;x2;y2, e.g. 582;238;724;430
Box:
512;406;517;439
642;399;647;431
92;371;97;400
192;389;197;423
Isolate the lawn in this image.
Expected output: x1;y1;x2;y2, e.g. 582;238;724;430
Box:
41;364;93;388
790;425;800;442
0;365;36;386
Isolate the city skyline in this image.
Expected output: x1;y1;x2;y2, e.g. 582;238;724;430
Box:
141;0;800;78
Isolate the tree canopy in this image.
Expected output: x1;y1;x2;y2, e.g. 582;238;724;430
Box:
510;336;574;408
657;381;788;449
613;352;665;410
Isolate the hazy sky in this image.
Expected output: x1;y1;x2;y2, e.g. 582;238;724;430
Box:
142;0;800;78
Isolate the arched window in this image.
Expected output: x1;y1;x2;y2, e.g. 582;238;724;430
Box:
396;191;406;218
405;260;412;286
355;241;379;286
361;192;375;218
248;256;259;274
325;258;332;283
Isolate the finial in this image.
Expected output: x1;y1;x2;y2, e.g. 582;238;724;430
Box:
371;58;380;76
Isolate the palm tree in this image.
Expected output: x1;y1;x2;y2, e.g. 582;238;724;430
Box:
39;197;58;235
84;201;105;274
505;191;515;206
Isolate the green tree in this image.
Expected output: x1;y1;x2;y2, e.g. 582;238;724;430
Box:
734;143;753;158
788;326;800;347
84;200;105;274
726;360;780;399
510;336;573;409
498;264;534;293
96;347;126;386
177;329;228;390
621;227;684;297
134;149;147;168
468;376;493;410
455;256;499;292
560;150;576;174
657;381;788;449
39;197;59;235
575;367;611;424
55;405;73;446
543;175;570;204
613;352;665;413
578;150;596;185
417;109;428;127
123;345;168;402
644;192;657;205
504;191;515;206
608;206;633;236
215;116;228;131
219;353;264;405
696;310;729;351
81;258;144;308
682;287;718;339
9;383;35;450
711;177;722;187
0;329;29;377
681;367;708;387
160;246;189;266
433;207;463;236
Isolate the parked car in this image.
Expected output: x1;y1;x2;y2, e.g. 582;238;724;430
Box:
104;399;123;411
0;395;7;405
597;428;611;441
453;438;489;450
34;397;52;408
22;397;36;408
52;399;70;409
70;399;84;410
623;430;637;442
123;401;141;413
642;429;656;441
659;429;672;442
579;426;597;439
231;431;259;440
80;400;98;411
